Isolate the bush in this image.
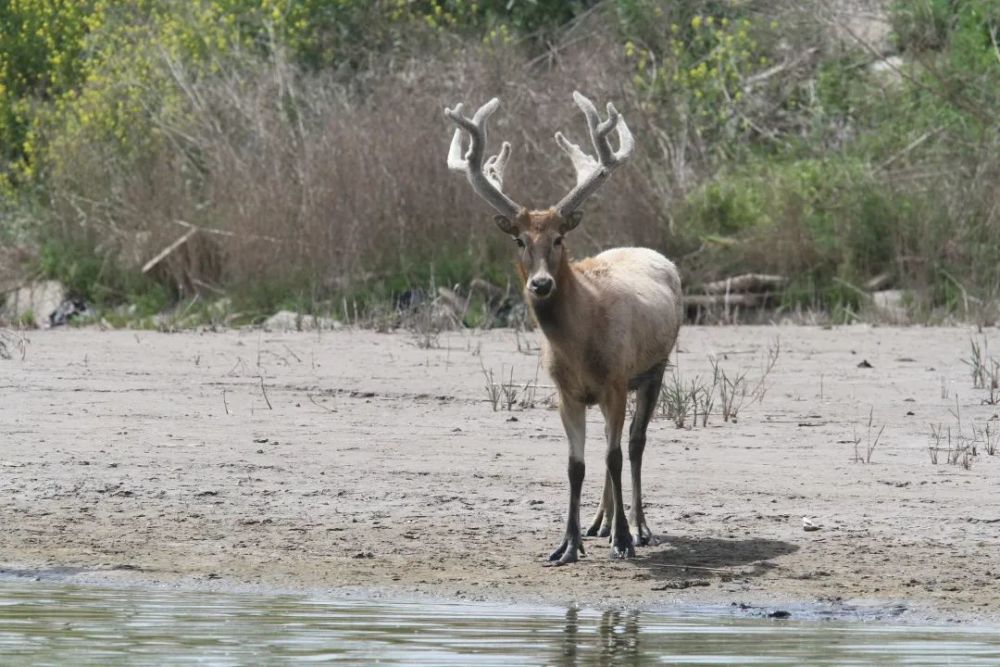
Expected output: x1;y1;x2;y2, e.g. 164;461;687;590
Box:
2;0;1000;323
679;158;895;292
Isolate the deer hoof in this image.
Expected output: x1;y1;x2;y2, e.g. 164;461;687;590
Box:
611;532;635;559
546;537;585;566
585;525;611;538
632;523;654;547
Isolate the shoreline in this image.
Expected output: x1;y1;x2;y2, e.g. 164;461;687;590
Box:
0;562;984;627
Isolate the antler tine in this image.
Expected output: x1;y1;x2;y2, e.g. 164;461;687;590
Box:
483;141;512;189
554;91;635;218
554;132;598;188
444;98;524;221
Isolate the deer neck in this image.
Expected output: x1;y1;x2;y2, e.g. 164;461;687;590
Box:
527;253;584;343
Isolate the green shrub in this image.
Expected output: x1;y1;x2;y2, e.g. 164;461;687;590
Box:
679;158;897;296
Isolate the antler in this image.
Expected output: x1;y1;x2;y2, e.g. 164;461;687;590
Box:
444;98;525;221
553;91;635;218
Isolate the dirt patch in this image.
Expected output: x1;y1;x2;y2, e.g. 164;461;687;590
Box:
2;326;999;622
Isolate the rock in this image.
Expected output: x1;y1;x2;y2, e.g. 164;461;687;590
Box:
872;289;909;324
263;310;342;332
870;55;906;87
1;281;66;328
49;298;89;327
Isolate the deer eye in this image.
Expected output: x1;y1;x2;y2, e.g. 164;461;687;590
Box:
553;236;563;246
515;238;525;248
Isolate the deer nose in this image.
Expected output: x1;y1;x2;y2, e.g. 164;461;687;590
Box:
530;276;554;297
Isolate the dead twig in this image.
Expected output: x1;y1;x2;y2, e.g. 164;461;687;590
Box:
258;375;273;410
307;393;336;413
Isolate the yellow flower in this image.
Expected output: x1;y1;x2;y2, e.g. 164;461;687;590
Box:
691;15;702;30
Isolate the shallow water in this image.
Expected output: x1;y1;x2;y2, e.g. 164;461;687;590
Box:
1;580;999;666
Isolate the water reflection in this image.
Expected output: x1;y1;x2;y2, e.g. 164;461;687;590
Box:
1;579;999;665
598;609;641;664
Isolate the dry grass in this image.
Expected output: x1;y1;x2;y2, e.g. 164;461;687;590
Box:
658;338;779;428
43;29;685;313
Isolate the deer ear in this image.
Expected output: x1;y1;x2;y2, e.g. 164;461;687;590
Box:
560;210;583;233
494;215;520;236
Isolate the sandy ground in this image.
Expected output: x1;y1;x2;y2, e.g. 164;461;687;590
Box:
2;325;999;623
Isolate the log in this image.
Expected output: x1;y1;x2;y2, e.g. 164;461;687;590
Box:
684;292;776;308
700;274;788;295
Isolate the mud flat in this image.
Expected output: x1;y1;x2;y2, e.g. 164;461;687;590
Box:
2;325;999;623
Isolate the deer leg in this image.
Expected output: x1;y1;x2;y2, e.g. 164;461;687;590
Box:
628;362;665;547
547;395;587;566
585;470;612;537
600;383;634;559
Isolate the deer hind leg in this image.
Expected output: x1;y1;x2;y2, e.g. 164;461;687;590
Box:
586;415;624;538
628;362;666;547
600;382;634;559
547;395;587;566
585;468;612;538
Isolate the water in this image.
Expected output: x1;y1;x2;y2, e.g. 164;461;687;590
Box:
1;581;998;666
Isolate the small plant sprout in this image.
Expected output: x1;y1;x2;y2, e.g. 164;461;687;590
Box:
750;336;781;401
852;407;885;464
928;423;944;464
928;398;980;469
964;336;988;389
659;370;692;429
500;367;519;411
712;358;749;423
481;365;501;411
962;336;999;405
984;358;1000;405
981;421;999;456
698;381;716;427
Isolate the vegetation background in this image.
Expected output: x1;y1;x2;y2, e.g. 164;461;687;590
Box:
1;0;998;326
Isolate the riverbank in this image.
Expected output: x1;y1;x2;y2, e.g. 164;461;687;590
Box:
2;326;999;624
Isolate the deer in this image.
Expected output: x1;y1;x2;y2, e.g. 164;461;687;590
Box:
444;92;682;565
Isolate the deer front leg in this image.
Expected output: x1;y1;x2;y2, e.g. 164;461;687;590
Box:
601;383;634;559
547;396;587;566
585;470;612;537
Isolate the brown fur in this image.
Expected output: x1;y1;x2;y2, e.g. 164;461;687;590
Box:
508;209;681;408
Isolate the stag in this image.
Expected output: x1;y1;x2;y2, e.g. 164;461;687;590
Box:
445;93;682;564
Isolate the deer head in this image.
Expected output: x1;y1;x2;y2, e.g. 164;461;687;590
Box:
445;92;634;299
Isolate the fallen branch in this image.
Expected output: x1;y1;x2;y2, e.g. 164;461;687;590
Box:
173;219;288;245
141;227;197;274
742;48;818;90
